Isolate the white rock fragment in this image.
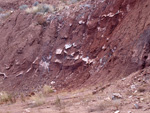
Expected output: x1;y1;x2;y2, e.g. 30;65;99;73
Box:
64;50;68;54
134;103;140;109
131;85;136;90
97;27;106;31
112;93;122;100
111;49;115;53
128;96;133;98
16;71;24;77
134;90;137;93
116;10;120;15
15;60;20;65
40;60;49;70
24;108;31;113
82;57;89;63
104;97;111;101
89;59;95;64
111;47;117;53
69;23;72;27
99;56;107;67
83;33;86;37
65;43;72;49
71;52;75;56
73;42;77;47
80;4;91;8
56;48;63;55
51;81;55;85
107;13;115;17
100;0;105;3
79;20;85;25
47;55;52;60
33;57;39;64
5;65;10;70
114;47;117;50
102;12;114;17
102;45;106;50
121;78;126;81
100;58;103;64
140;98;144;102
114;110;120;113
80;55;83;59
0;92;4;96
74;55;79;60
66;56;72;60
54;59;62;63
102;10;121;18
26;67;32;73
0;72;8;78
82;57;95;64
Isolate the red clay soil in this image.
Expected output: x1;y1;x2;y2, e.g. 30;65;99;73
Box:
0;0;150;95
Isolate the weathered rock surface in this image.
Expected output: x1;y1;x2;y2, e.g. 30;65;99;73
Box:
0;0;150;95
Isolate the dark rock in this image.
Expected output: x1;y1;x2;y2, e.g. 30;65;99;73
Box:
19;5;28;10
33;1;39;6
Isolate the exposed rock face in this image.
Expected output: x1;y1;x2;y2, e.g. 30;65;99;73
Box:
0;0;150;94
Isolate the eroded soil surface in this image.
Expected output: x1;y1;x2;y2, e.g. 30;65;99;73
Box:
0;0;150;112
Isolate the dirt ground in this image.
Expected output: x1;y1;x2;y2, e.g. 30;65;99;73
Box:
1;67;150;113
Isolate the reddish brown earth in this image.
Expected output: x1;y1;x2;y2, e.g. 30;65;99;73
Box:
0;0;149;96
1;67;150;113
0;0;150;112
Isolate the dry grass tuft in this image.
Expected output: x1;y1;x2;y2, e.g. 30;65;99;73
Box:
25;4;55;14
137;84;147;93
98;100;112;111
89;99;122;112
0;91;16;104
43;84;54;95
20;94;26;102
30;93;45;107
25;6;40;14
55;96;62;109
111;99;122;110
88;100;112;112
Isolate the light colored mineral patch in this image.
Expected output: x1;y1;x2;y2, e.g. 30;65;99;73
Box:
40;60;49;70
56;48;63;55
65;43;72;49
